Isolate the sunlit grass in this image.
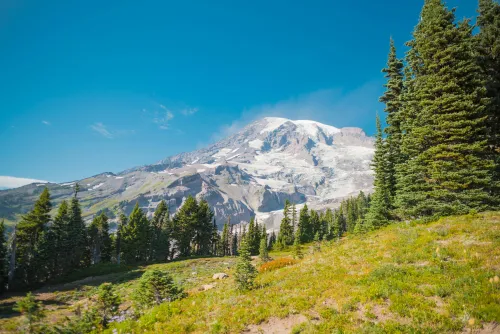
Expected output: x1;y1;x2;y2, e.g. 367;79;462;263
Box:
1;212;499;333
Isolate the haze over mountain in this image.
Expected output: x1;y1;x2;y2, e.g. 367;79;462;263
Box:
0;117;374;229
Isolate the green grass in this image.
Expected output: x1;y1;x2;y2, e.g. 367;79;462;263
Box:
1;212;499;333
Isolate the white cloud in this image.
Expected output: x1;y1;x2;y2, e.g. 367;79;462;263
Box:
42;120;51;126
0;176;49;189
181;107;198;116
91;122;114;138
154;110;175;130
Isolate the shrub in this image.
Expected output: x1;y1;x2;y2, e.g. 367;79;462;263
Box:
13;292;45;334
235;238;258;291
95;283;121;328
133;270;185;310
259;258;298;272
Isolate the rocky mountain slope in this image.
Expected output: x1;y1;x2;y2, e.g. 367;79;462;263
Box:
0;117;374;229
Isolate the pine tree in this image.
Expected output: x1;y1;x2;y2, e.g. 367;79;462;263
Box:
210;218;219;256
291;203;297;233
172;196;198;257
14;292;45;334
268;231;276;250
68;185;87;269
51;200;70;277
234;238;257;291
115;214;126;265
88;213;112;265
277;200;293;246
0;220;7;292
380;38;404;204
298;204;310;243
220;219;230;256
292;228;303;259
94;283;121;328
309;209;321;239
122;203;150;262
477;0;500;199
15;187;52;287
133;270;184;309
193;200;214;256
397;0;495;217
259;235;270;263
366;115;390;227
150;200;170;261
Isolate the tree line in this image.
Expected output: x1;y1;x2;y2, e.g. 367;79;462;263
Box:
0;187;222;292
362;0;500;230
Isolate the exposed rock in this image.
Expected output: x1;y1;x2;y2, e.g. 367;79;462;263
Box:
212;273;229;280
199;283;216;291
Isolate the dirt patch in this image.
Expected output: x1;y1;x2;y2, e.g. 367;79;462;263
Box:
245;314;308;334
357;301;410;325
462;322;500;334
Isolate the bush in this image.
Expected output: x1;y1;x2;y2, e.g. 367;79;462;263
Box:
95;283;121;328
259;258;298;272
235;238;258;291
133;270;185;310
13;292;45;334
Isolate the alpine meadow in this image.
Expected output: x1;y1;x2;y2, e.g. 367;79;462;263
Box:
0;0;499;333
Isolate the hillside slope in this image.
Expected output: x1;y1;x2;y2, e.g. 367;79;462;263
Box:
1;213;499;333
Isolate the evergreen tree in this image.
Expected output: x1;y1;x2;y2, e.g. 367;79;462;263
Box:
133;270;184;310
14;292;45;334
68;185;87;269
193;200;214;256
268;231;276;250
477;0;500;198
292;228;303;259
121;203;150;262
0;220;7;292
309;209;321;239
298;204;311;243
220;219;230;256
397;0;495;217
172;196;199;257
366;115;391;227
150;200;170;261
210;218;219;256
15;187;52;287
277;200;293;246
51;200;70;277
291;203;297;233
88;213;112;265
234;238;257;291
380;38;405;204
115;214;126;265
94;283;121;329
259;235;270;263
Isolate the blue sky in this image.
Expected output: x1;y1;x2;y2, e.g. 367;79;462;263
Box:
0;0;478;185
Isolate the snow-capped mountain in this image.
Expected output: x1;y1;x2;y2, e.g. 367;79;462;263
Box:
0;117;375;229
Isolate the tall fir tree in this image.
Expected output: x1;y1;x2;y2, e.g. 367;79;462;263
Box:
0;220;7;292
477;0;500;199
277;200;293;246
171;196;198;257
193;200;214;256
380;38;404;205
397;0;495;217
121;203;150;262
88;213;112;265
149;200;170;262
15;187;52;287
68;185;87;269
366;115;391;227
298;204;311;243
